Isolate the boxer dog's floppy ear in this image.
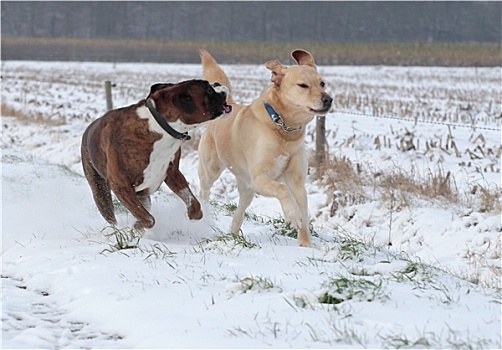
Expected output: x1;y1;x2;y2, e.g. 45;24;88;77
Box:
173;92;196;114
148;83;173;99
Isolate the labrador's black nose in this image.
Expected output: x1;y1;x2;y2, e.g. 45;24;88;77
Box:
322;94;333;108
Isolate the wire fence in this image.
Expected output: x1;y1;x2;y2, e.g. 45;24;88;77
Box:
332;109;502;132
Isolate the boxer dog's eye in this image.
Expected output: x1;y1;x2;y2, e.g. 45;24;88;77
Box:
174;92;196;114
180;93;193;103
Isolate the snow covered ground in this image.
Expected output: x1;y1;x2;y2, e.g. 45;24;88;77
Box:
1;60;501;349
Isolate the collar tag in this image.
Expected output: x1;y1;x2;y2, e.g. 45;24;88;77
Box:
263;102;302;133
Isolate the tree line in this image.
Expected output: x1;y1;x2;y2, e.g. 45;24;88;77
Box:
2;1;501;44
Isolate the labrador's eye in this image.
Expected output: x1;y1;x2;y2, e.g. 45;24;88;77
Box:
298;83;309;89
320;81;325;88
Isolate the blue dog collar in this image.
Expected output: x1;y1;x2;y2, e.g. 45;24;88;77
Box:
263;102;302;133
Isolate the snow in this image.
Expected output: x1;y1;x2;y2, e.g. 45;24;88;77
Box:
1;61;501;348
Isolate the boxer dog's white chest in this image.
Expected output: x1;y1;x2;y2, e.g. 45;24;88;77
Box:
134;105;195;194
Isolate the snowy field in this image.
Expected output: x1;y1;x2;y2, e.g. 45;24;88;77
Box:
1;60;501;349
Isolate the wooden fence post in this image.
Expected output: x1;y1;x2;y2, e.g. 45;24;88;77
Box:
315;115;326;178
105;81;113;111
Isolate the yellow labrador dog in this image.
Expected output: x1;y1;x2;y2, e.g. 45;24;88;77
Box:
198;49;332;247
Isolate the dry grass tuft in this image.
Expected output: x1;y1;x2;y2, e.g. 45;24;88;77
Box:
317;155;369;216
377;167;458;206
470;184;502;214
1;102;65;126
1;103;24;119
317;153;500;216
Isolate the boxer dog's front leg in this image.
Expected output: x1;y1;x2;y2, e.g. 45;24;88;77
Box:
164;149;203;221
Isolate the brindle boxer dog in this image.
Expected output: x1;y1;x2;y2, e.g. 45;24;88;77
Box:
81;80;231;230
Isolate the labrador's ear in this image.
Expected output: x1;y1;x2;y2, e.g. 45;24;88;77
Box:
265;59;288;87
291;49;317;70
148;83;173;99
173;92;196;114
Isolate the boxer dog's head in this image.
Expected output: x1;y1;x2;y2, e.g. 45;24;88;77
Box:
147;80;231;125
